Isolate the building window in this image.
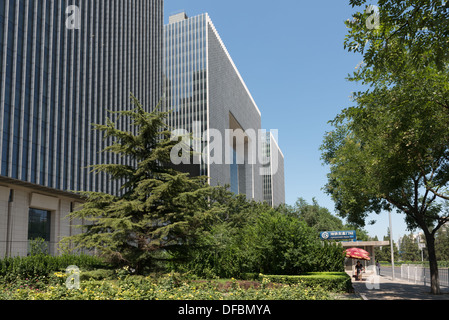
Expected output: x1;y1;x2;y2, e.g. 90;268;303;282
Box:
28;208;51;244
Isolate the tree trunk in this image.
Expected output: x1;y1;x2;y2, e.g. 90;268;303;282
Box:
424;232;441;295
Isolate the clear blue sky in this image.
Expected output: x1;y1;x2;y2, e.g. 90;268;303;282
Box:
164;0;409;243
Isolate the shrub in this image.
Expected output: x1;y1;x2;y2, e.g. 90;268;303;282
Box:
260;272;353;293
80;269;116;281
0;254;110;282
29;238;49;256
0;275;332;300
180;209;346;278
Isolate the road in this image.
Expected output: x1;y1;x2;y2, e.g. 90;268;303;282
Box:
378;265;401;279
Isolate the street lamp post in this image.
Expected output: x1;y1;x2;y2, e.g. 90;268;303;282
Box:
419;242;426;262
389;210;395;280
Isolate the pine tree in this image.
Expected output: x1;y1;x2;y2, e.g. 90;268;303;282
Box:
63;95;215;274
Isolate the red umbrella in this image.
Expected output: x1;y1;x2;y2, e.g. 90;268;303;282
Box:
345;248;370;261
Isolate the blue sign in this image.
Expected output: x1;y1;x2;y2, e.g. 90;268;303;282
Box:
320;230;356;241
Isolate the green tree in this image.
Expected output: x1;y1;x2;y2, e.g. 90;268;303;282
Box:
287;198;345;232
172;189;263;279
181;197;346;278
63;95;215;274
281;198;370;241
346;0;449;77
400;234;421;262
321;0;449;295
374;229;399;263
321;87;449;294
435;227;449;261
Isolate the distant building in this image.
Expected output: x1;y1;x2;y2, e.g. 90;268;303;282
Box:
164;12;285;203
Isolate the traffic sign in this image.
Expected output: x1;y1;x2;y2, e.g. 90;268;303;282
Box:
320;230;356;241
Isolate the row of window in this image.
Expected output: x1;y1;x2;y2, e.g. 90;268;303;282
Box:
0;0;162;195
164;16;209;153
165;14;207;38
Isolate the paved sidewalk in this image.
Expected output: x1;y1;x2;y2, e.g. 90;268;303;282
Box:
347;272;449;300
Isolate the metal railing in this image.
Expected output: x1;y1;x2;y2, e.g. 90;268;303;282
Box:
400;264;449;288
400;264;424;284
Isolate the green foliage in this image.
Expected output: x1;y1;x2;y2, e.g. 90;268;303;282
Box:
282;198;370;240
326;1;449;232
283;198;345;232
260;272;353;293
175;196;346;279
323;0;449;295
63;95;216;274
0;254;109;282
80;269;116;281
346;0;449;77
0;274;333;300
400;234;421;261
29;238;49;256
55;94;349;278
435;227;449;261
374;229;399;262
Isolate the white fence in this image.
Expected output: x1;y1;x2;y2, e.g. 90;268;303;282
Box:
400;264;449;288
400;264;424;284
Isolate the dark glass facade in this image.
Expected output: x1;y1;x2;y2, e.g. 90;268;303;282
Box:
28;208;51;242
164;13;209;176
0;0;163;194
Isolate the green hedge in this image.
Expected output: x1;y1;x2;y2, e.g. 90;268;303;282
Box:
80;269;117;281
260;272;353;293
0;254;110;281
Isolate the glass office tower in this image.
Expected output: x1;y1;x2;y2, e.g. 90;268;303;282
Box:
0;0;163;256
164;12;266;201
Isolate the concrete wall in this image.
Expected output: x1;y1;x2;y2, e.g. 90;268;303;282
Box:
0;186;10;256
207;21;263;202
0;183;82;257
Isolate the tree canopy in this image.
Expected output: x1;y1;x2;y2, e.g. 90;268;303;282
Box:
63;96;216;274
280;198;370;240
321;0;449;294
346;0;449;78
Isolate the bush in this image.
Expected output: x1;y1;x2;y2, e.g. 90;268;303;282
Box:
80;269;116;281
0;254;110;282
260;272;353;293
239;273;260;281
0;274;332;300
29;238;49;256
179;208;346;279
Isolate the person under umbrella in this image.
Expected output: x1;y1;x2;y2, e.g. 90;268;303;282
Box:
355;260;365;281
